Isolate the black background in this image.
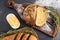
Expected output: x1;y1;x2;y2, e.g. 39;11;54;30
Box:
0;0;53;40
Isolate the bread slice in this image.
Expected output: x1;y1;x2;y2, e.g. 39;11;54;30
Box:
22;33;30;40
36;6;47;27
16;33;23;40
2;34;16;40
29;35;37;40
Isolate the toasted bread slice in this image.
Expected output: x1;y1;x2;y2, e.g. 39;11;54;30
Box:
16;33;23;40
29;35;37;40
2;34;16;40
22;33;29;40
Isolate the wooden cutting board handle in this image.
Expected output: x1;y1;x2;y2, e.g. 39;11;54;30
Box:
7;0;30;9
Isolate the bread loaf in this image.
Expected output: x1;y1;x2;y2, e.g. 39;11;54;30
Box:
23;4;47;27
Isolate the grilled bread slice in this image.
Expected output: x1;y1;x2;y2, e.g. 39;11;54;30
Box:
29;35;37;40
22;33;29;40
0;27;38;40
2;34;16;40
16;33;23;40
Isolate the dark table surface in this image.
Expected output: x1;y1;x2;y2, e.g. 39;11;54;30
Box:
0;0;60;40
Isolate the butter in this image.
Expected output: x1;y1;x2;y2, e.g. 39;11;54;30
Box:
6;13;20;29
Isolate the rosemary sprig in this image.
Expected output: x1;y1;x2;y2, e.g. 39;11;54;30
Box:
45;6;59;35
0;27;38;38
45;6;59;26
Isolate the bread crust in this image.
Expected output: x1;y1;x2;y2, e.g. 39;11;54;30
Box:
23;4;37;25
